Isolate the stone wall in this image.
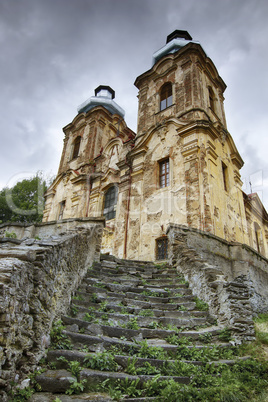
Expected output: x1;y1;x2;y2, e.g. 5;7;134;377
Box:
0;219;104;392
167;224;268;343
0;217;105;240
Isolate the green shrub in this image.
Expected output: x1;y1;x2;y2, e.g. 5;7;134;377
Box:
5;231;17;238
194;297;209;311
66;379;86;395
84;351;119;371
50;320;72;350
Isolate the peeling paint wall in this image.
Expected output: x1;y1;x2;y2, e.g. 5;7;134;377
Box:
43;40;268;261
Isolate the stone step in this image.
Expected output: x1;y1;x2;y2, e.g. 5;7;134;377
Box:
73;289;194;307
30;392;112;401
79;368;191;389
62;330;228;356
71;296;197;314
143;278;189;286
35;368;190;394
35;370;76;394
72;302;207;321
80;280;190;296
32;255;238;401
62;316;216;341
68;308;210;330
100;254;117;261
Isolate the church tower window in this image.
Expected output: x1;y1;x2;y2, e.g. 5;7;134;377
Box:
208;87;215;113
72;136;81;160
103;186;118;220
159;159;170;188
222;162;228;192
160;83;173;111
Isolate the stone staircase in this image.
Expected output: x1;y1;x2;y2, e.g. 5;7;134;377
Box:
29;255;249;401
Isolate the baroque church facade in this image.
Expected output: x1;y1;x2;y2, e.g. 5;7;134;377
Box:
43;30;268;260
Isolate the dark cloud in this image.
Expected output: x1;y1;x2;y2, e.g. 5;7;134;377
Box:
0;0;267;207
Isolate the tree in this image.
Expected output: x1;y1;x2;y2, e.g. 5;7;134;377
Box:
0;173;48;223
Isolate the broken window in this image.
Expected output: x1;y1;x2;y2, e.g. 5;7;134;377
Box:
222;162;228;192
103;186;118;220
160;83;172;111
58;200;65;220
72;136;81;159
159;159;170;188
208;87;215;113
156;237;168;260
254;222;261;253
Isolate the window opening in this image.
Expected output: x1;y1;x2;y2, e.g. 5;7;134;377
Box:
254;222;261;253
103;186;118;220
156;237;168;260
222;162;228;192
208;87;215;113
160;83;172;111
72;136;81;159
58;201;65;220
159;159;170;188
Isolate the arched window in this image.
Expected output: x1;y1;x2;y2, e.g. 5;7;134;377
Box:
160;83;172;111
103;186;118;220
208;87;215;113
72;136;81;159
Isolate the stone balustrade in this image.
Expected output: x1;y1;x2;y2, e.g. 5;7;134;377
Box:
0;219;104;393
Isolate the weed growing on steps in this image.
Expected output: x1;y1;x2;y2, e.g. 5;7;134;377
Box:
218;327;232;342
194;297;209;311
9;369;45;401
50;320;72;350
94;282;106;288
198;332;213;344
138;309;154;317
56;357;82;377
166;334;193;346
120;307;129;315
72;294;84;301
9;386;35;401
70;304;79;316
68;360;82;377
66;379;87;395
134;340;167;360
84;312;95;322
147;320;160;329
84;351;119;371
98;301;108;312
124;317;140;330
136;361;162;375
90;292;98;303
88;355;268;401
177;305;188;311
141;289;165;297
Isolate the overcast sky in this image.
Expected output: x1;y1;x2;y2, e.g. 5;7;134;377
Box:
0;0;267;208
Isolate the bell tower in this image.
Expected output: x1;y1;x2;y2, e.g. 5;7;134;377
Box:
135;30;227;136
131;30;247;252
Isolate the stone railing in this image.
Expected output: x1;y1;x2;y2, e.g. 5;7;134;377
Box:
167;224;268;343
0;218;104;393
